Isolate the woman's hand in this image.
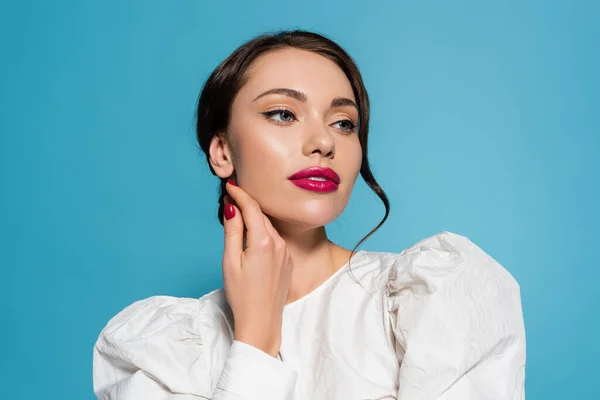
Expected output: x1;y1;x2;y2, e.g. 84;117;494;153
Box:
221;180;294;358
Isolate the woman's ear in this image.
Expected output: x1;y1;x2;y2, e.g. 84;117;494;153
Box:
208;133;235;178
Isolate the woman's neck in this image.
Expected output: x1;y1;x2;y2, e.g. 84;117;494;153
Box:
267;222;352;305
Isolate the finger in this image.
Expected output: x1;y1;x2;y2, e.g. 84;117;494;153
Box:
222;202;244;272
224;194;246;239
262;214;282;242
226;181;270;247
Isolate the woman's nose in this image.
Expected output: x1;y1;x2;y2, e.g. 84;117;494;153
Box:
302;121;335;159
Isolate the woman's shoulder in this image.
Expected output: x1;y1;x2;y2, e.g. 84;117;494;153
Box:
359;230;519;295
384;230;524;352
93;289;233;396
385;230;520;291
383;231;526;396
378;235;525;396
96;289;232;339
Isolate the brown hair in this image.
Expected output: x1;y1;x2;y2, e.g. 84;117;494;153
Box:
195;29;390;261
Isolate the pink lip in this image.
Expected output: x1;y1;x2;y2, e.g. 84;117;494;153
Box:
288;166;340;183
288;166;340;193
289;178;338;193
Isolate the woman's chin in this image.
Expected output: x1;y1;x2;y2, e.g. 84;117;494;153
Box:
266;208;342;230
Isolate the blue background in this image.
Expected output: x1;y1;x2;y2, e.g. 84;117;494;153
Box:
1;1;598;398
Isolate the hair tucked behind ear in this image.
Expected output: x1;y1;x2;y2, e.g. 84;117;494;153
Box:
195;29;390;269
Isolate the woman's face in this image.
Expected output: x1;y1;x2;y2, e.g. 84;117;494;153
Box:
215;47;362;229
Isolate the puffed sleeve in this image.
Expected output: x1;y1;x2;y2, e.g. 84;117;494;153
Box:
386;231;526;400
93;295;298;400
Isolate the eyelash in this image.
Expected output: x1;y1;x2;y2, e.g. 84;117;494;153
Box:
261;108;358;133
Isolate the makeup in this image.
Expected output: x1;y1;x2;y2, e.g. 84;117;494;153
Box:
288;166;340;193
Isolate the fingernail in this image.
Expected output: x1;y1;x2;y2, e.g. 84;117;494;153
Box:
227;179;237;187
224;204;235;220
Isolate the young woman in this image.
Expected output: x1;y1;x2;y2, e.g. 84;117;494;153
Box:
93;30;526;399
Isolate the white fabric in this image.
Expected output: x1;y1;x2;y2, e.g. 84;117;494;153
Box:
93;231;526;399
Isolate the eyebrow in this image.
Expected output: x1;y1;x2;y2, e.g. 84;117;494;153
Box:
252;88;358;111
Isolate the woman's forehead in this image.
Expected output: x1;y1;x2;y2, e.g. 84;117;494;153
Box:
241;48;356;101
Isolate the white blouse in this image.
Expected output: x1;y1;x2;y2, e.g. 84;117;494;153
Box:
93;231;526;399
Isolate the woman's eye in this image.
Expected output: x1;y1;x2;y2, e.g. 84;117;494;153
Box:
262;109;356;133
262;109;296;123
333;119;357;132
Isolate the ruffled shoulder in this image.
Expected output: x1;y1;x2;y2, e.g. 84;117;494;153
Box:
387;230;519;298
93;290;234;398
385;231;525;397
